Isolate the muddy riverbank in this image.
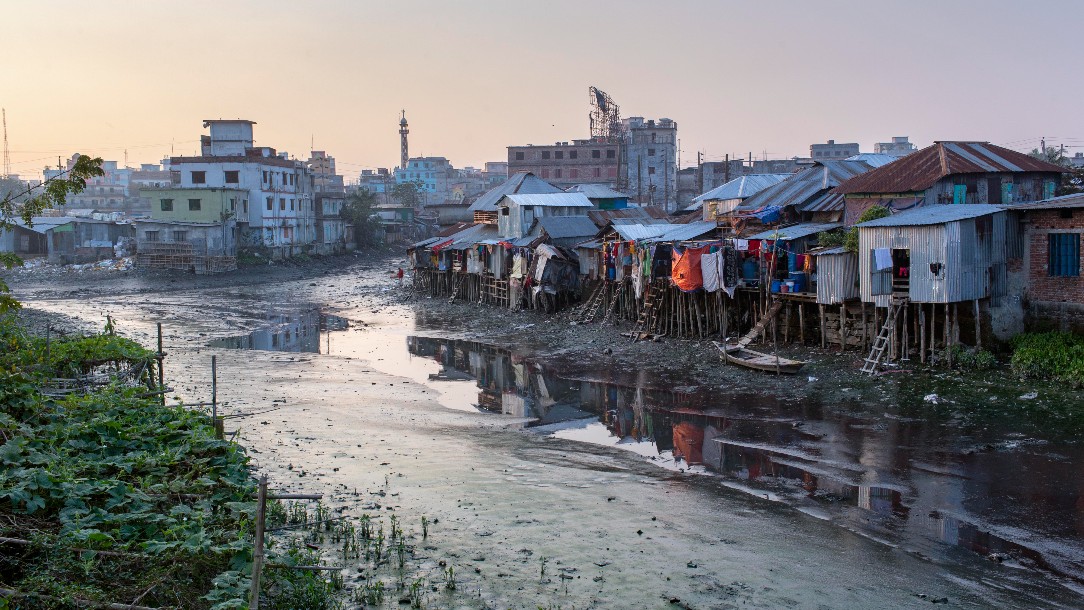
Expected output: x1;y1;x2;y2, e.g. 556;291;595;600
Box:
9;253;1084;608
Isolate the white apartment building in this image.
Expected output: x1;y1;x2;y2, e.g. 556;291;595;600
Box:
165;120;316;258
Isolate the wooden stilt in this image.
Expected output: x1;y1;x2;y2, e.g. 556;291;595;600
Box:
974;299;981;349
799;302;805;344
819;304;827;349
839;304;847;352
861;303;868;350
919;304;927;364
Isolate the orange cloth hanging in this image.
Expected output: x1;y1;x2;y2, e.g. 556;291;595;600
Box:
671;245;709;292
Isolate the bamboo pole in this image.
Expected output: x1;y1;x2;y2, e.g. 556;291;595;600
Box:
156;323;165;406
249;475;268;610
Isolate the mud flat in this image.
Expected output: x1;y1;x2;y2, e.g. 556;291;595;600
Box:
11;255;1084;608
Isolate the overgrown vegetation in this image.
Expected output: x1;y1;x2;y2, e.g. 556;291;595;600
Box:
341;190;381;249
1011;331;1084;387
0;315;343;608
816;206;890;253
945;344;997;371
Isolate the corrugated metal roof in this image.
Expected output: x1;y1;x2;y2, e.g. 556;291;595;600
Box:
810;246;849;256
835;142;1067;195
587;206;670;226
467;171;562;211
801;191;846;213
532;215;599;239
565;184;629;199
736;161;873;213
411;236;443;248
1008;192;1084;210
747;222;843;241
501;192;593;208
856;203;1004;227
611;224;672;241
609;217;670;226
690;174;790;206
844;153;898;168
644;221;718;243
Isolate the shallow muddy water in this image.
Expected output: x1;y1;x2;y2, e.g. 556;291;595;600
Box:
15;265;1084;608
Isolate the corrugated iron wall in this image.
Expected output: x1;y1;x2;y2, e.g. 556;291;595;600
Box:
858;211;1007;306
815;252;859;304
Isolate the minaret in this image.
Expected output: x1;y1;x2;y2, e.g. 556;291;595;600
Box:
399;110;409;170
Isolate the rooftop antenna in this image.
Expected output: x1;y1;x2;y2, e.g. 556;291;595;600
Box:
2;108;10;178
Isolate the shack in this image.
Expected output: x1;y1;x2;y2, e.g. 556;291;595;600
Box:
527;215;599;248
565;184;629;210
468;171;563;226
686;174;790;222
20;217;133;263
496;192;594;239
0;221;48;258
836;141;1066;225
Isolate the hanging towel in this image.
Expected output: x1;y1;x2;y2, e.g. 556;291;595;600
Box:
701;252;720;292
874;248;893;271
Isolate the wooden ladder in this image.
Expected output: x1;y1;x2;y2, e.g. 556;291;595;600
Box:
861;299;907;374
734;300;783;349
579;282;607;323
448;273;466;303
631;284;659;341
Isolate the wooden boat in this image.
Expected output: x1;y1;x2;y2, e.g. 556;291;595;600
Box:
712;341;806;375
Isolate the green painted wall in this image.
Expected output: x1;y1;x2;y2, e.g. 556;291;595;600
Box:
145;188;249;223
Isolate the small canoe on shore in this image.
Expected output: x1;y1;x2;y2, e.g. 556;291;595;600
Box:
712;341;806;375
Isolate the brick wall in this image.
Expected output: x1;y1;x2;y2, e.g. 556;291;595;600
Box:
1025;209;1084;305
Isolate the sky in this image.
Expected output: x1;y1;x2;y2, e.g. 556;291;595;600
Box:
3;0;1082;180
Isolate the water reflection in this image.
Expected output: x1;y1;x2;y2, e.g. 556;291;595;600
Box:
209;310;349;353
406;334;1084;586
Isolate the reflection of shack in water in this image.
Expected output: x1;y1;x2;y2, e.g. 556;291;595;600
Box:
209;310;348;353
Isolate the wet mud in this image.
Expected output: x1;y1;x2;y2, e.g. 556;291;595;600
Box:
11;257;1084;608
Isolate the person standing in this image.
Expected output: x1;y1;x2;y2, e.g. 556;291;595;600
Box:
397;267;404;286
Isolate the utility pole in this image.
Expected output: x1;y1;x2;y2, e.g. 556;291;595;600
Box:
697;151;703;194
2;108;10;178
724;153;730;184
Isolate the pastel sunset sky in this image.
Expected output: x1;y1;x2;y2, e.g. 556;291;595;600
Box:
3;0;1080;178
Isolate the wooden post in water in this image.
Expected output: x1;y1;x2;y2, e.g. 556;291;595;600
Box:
249;475;268;610
860;303;868;350
839;304;847;352
798;302;805;344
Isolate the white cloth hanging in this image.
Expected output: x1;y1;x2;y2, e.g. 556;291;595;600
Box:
701;252;720;292
735;239;749;251
874;248;893;271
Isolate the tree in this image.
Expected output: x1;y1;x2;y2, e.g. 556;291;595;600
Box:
391;179;426;207
1;154;104;312
1028;147;1084;196
341;190;380;249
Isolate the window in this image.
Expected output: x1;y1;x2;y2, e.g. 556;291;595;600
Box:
651;133;657;143
229;198;236;211
160;198;173;211
501;207;509;216
555;169;562;178
191;171;206;184
172;230;187;241
592;150;601;159
648;167;656;175
188;198;201;211
648;148;656;156
515;152;524;160
540;169;549;178
570;169;578;179
280;198;286;210
570;150;578;160
225;170;239;184
555;151;564;160
606;150;616;159
144;230;159;242
594;167;601;178
1049;233;1081;277
289;199;294;211
263;171;269;183
243;199;249;214
542;151;551;160
266;197;273;211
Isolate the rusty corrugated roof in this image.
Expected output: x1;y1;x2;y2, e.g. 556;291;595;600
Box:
834;142;1067;195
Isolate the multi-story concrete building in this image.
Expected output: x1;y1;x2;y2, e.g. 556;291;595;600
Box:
811;139;860;160
874;136;917;157
307;151;345;194
506;139;621;188
164;120;316;258
394;156;454;204
623;117;678;210
356;168;394;204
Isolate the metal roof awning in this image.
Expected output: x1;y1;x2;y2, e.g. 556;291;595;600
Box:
747;222;842;241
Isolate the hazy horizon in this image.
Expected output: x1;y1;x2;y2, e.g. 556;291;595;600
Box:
4;0;1081;179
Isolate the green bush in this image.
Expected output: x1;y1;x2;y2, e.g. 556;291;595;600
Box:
946;345;997;371
1011;331;1084;387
